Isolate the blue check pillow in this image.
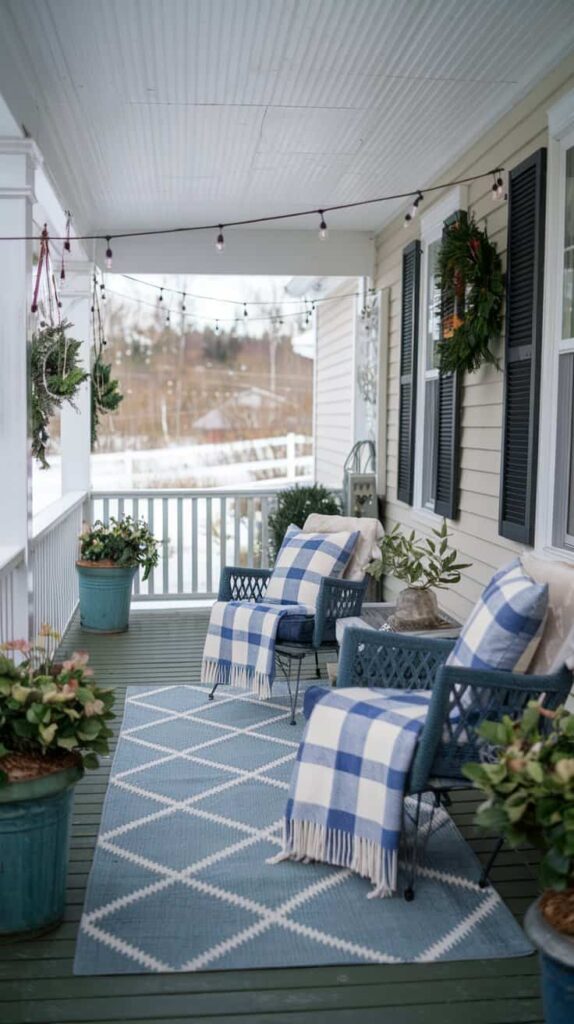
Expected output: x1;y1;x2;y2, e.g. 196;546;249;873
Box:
265;525;359;611
446;559;548;672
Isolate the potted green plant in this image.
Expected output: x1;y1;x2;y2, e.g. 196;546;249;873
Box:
366;520;470;629
77;516;159;633
267;484;340;559
464;705;574;1024
0;629;115;938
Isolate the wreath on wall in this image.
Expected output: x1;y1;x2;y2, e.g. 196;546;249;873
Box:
436;213;504;375
31;321;88;468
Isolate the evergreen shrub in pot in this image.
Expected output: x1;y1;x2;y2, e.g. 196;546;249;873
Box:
77;516;159;633
464;705;574;1023
267;484;340;559
0;631;115;937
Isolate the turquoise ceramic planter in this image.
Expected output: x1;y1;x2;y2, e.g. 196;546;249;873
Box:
525;900;574;1024
0;763;82;938
77;562;137;633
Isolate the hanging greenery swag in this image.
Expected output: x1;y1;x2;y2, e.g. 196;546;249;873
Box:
31;321;88;468
436;212;504;375
90;277;123;448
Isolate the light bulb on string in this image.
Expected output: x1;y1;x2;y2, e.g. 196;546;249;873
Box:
158;288;164;304
318;211;328;241
181;293;187;312
215;319;220;334
166;309;171;326
410;192;423;219
243;303;248;318
105;237;113;270
216;225;225;252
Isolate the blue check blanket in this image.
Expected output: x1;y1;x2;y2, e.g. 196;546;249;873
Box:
201;600;309;699
274;686;433;896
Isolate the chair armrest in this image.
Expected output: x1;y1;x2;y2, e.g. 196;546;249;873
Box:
408;662;573;794
337;626;456;691
313;577;368;648
218;566;272;602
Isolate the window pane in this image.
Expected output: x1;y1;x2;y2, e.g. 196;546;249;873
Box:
553;353;574;547
562;146;574;339
421;377;438;508
426;240;441;369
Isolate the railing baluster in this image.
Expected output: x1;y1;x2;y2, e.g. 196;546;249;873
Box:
147;498;155;595
234;497;241;566
177;497;184;594
261;497;269;568
133;498;140;596
103;497;109;525
220;497;227;575
191;498;198;594
247;498;254;567
206;497;212;595
162;497;169;595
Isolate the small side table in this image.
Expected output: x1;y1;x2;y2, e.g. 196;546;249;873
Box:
328;602;462;685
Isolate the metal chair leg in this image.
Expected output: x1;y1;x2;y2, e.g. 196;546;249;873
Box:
284;657;303;726
314;651;321;679
479;836;504;888
404;794;422;902
208;681;219;701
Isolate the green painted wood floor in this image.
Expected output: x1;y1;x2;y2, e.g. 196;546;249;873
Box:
0;608;545;1024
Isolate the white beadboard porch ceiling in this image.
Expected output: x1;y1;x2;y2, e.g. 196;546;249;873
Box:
0;0;573;237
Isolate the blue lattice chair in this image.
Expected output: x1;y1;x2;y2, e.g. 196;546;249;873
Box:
335;626;573;899
215;564;368;722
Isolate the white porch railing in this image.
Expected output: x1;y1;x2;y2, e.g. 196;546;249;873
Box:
30;492;86;644
91;488;282;599
0;547;24;646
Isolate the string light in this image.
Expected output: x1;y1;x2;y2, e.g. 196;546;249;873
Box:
216;225;225;252
318;211;328;241
243;303;248;318
64;211;72;253
166;309;171;326
105;237;113;270
158;288;164;304
181;294;187;312
404;191;423;227
491;170;505;200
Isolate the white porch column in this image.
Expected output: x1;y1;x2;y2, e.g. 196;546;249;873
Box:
60;259;92;494
0;138;37;640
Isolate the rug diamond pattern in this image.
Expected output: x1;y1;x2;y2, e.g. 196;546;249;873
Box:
75;684;532;975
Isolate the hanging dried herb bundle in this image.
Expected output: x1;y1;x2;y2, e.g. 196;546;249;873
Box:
436;213;504;375
91;352;123;446
31;321;89;468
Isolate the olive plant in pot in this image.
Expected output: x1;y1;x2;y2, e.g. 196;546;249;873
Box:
464;705;574;1024
366;520;471;629
0;630;115;938
77;516;159;633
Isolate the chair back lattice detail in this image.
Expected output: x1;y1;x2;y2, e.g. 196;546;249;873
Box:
337;628;455;693
219;567;271;603
428;666;572;781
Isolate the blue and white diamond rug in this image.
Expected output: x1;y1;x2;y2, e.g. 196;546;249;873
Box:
74;684;532;974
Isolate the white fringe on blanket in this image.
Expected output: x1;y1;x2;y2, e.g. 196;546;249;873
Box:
269;819;398;898
201;657;272;700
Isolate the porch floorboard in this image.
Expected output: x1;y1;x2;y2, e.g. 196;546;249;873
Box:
0;608;543;1023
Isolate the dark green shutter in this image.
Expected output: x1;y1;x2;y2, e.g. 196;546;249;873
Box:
434;211;464;519
397;240;421;504
499;148;547;544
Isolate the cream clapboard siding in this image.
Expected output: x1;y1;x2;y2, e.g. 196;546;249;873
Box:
375;54;574;622
314;281;357;488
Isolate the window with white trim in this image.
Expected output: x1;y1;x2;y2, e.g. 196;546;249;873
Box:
553;137;574;549
538;91;574;557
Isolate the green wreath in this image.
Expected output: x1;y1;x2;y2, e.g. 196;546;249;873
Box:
436;213;504;375
31;321;89;468
91;352;124;447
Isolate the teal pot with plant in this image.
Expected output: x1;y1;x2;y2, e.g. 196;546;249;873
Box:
77;516;159;633
464;706;574;1024
0;635;115;938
